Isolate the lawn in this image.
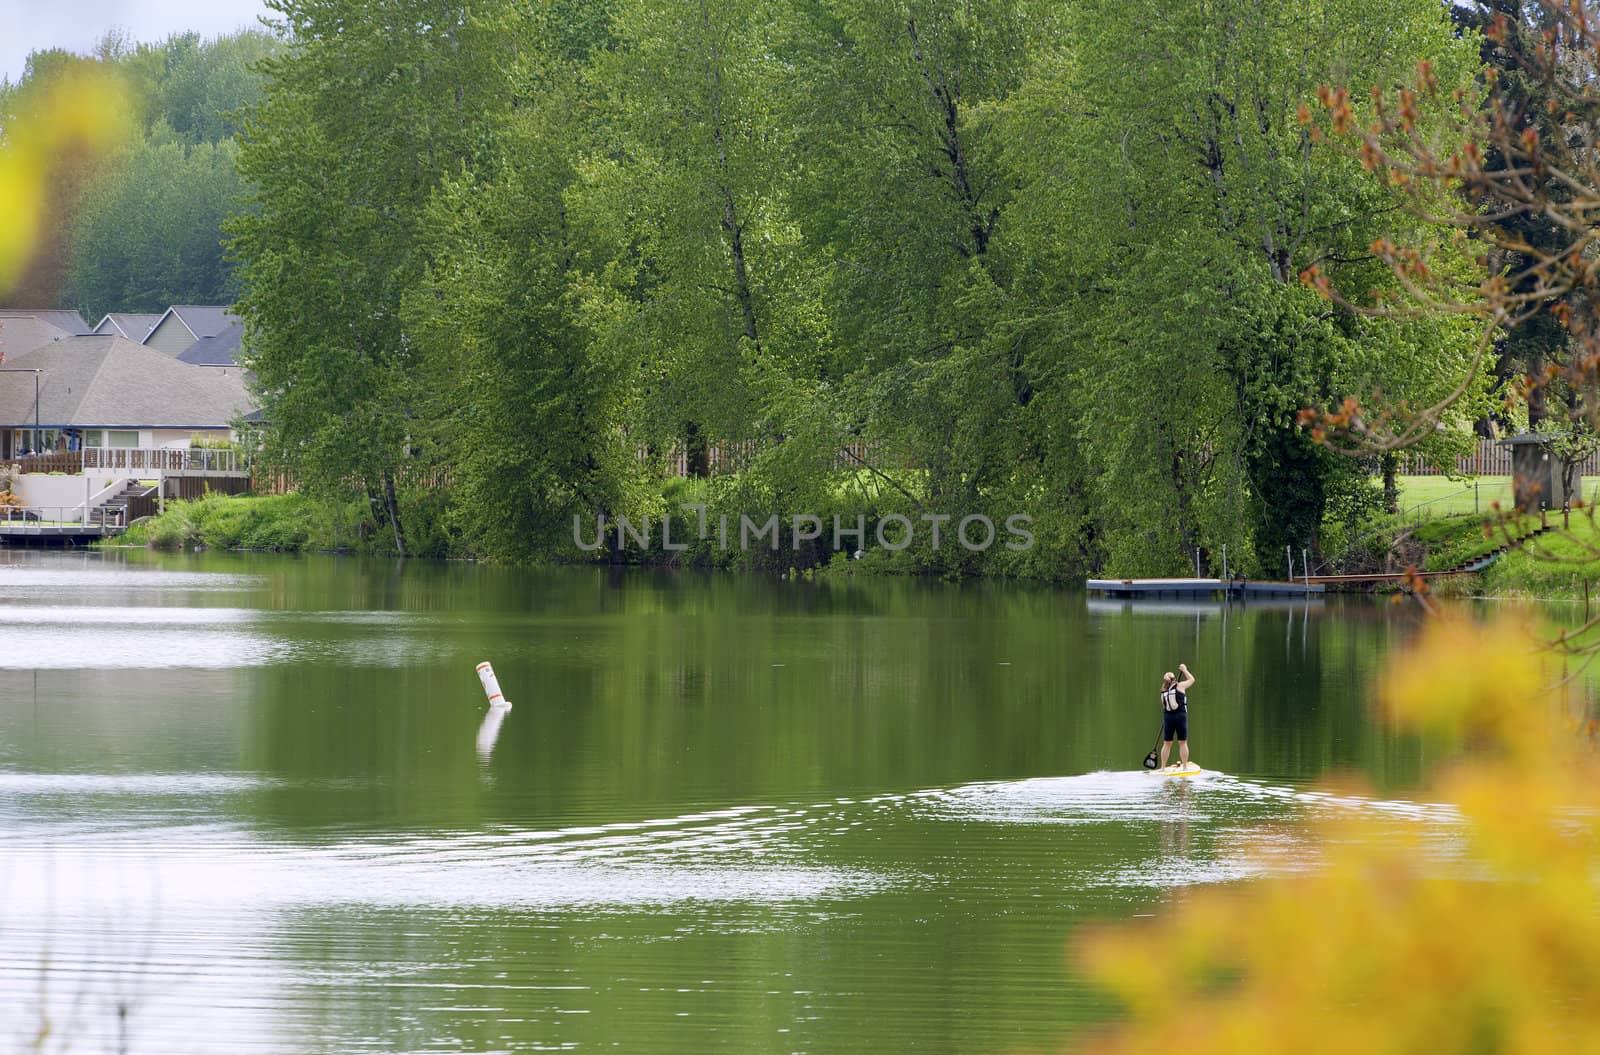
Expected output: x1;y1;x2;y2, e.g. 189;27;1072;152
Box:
1394;475;1513;518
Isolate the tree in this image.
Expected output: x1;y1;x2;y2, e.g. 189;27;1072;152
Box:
1304;0;1600;455
572;0;820;476
406;2;646;559
148;30;278;144
67;129;246;316
1452;1;1572;433
1005;0;1484;575
229;0;526;555
5;30;276;319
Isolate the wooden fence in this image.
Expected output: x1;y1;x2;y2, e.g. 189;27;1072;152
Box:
642;441;894;477
11;452;82;474
124;476;249;522
1401;439;1600;476
248;440;894;496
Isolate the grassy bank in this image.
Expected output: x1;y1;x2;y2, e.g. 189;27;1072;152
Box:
1391;475;1600;599
1476;512;1600;598
110;492;352;552
104;474;1600;598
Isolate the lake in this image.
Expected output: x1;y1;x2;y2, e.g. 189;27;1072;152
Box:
0;549;1443;1053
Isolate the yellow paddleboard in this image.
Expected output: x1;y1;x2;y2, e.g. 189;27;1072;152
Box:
1149;762;1202;777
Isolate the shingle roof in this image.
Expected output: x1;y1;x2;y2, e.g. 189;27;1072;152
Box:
162;305;238;340
0;335;257;428
92;313;163;341
0;310;91;335
177;322;244;366
0;315;74;358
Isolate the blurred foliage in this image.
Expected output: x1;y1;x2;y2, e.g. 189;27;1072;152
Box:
1077;612;1600;1051
0;65;126;297
0;29;274;315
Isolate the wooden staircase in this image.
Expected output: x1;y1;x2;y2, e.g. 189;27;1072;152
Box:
92;480;157;527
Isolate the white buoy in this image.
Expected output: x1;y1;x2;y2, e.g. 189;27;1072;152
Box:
476;661;512;709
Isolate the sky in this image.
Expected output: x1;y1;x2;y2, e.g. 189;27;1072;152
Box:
1;0;273;84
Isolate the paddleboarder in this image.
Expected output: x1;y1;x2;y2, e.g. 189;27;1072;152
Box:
1158;662;1195;771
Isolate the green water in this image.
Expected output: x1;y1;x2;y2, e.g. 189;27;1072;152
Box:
0;550;1440;1053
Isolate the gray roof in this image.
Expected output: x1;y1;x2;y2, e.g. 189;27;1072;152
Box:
0;315;74;358
0;310;91;335
92;313;163;341
148;305;239;343
177;322;245;366
0;335;257;428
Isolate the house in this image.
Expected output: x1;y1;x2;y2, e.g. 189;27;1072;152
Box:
0;334;256;459
143;305;239;358
91;312;164;341
0;309;91;336
0;313;76;361
177;322;245;367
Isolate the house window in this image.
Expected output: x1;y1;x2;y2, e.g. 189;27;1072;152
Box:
86;430;138;448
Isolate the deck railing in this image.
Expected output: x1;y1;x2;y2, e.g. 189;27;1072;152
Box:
0;505;126;528
82;447;246;473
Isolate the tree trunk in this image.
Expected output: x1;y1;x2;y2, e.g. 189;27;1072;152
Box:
1381;452;1399;515
684;420;710;478
383;470;407;558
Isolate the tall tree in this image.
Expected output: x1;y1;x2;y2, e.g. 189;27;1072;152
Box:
1006;0;1484;575
68;129;245;316
1451;1;1569;431
406;1;645;559
759;0;1057;571
230;0;525;555
573;0;822;477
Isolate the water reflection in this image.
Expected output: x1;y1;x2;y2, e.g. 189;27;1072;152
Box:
476;704;510;766
0;549;1453;1054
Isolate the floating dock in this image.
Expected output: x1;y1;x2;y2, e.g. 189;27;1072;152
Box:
1085;577;1324;599
0;521;120;542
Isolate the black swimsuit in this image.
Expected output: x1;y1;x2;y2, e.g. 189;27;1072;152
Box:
1161;687;1188;742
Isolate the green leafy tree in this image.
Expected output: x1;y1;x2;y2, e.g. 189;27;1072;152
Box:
67;129;246;315
229;0;526;555
406;2;647;559
573;0;826;475
148;30;278;144
1004;0;1485;575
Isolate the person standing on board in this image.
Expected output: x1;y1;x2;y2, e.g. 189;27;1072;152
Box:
1158;663;1195;770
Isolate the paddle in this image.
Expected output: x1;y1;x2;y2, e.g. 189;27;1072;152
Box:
1142;727;1162;769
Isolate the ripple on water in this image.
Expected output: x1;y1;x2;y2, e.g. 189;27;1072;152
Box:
0;768;1468;1053
0;568;265;592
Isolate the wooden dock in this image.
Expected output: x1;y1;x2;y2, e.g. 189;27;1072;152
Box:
1086;577;1324;599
